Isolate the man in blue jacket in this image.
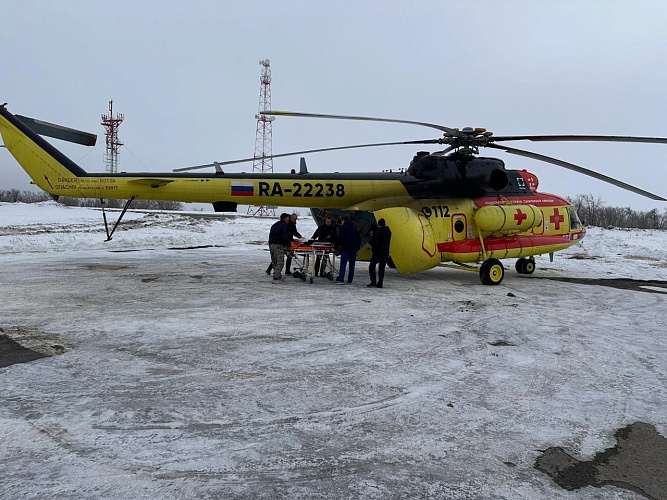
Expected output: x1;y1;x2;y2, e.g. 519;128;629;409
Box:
367;218;392;288
268;213;291;282
336;216;361;284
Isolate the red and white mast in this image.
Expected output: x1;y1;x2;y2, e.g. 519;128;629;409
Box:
101;100;124;174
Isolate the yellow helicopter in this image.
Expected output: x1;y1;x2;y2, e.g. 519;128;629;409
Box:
1;105;665;285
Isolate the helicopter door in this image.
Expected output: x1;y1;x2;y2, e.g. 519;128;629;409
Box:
451;214;467;241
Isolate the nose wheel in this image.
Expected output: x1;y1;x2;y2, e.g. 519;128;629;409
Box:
480;258;505;285
515;257;536;274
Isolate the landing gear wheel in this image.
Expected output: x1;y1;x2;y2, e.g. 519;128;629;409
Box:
480;258;504;285
523;258;535;274
515;258;526;274
515;258;535;275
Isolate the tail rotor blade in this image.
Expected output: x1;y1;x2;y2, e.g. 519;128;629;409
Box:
15;115;97;146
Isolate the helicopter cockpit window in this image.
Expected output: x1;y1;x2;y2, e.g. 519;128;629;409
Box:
568;207;582;230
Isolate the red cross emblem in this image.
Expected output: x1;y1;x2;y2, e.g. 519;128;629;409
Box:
550;208;564;230
514;209;527;225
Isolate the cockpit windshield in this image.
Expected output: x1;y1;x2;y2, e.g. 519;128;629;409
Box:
568;206;582;230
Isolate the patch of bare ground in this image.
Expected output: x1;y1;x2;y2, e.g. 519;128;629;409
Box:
536;422;667;499
624;254;661;261
0;326;73;368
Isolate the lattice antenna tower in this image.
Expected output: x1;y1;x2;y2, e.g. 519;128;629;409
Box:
101;100;124;174
248;59;276;216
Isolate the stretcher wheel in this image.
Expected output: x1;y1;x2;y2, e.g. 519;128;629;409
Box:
326;272;333;280
293;271;301;279
309;276;314;284
301;274;306;281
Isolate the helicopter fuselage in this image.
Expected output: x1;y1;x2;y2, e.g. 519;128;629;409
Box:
1;105;586;280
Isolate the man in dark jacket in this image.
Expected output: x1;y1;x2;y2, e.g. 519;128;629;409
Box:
336;216;361;284
312;216;338;277
285;213;302;275
266;212;302;276
368;218;392;288
268;213;291;282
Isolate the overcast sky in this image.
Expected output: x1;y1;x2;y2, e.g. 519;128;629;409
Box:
2;0;667;210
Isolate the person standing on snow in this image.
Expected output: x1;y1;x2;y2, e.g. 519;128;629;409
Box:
266;212;302;276
312;216;338;277
335;216;361;284
367;218;392;288
268;213;291;283
284;213;302;275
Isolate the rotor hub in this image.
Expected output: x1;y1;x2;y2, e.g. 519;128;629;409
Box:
441;127;494;153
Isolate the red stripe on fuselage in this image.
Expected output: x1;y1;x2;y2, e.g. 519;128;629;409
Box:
437;234;574;254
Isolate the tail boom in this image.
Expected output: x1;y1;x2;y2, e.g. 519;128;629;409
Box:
1;105;411;207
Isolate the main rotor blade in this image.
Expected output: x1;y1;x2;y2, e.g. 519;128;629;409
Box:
173;139;443;172
490;134;667;144
486;143;667;201
263;110;459;135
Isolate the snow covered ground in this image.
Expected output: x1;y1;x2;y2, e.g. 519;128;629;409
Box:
1;201;666;499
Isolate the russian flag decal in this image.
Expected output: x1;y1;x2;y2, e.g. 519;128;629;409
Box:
231;181;254;196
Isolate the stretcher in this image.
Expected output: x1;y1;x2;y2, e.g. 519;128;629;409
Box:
288;240;338;284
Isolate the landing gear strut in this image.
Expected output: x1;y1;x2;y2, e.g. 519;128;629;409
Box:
480;258;504;285
102;196;135;241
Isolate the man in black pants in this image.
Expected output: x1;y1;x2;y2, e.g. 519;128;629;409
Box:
266;212;302;276
268;213;291;283
367;218;392;288
284;213;302;275
311;216;338;277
